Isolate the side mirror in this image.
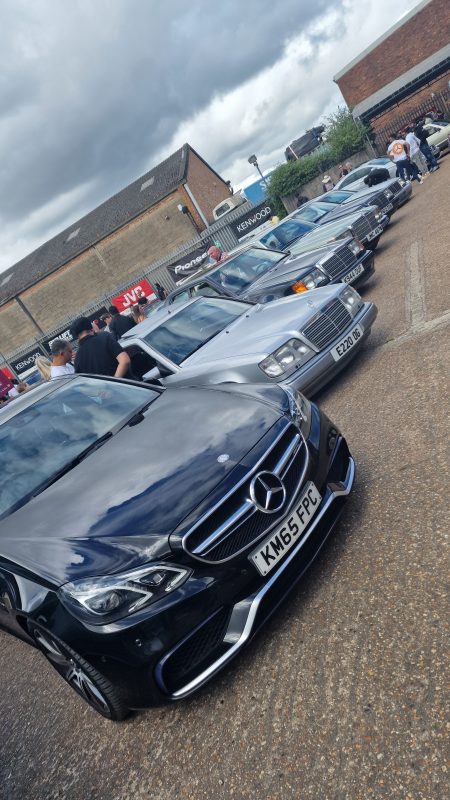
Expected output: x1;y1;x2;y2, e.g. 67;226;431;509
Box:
143;366;162;382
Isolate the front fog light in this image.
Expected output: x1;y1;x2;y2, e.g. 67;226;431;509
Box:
340;286;363;316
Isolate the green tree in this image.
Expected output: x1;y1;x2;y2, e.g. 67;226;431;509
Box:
267;107;371;217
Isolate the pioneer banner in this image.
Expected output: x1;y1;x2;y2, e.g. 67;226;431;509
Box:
228;201;274;240
166;240;214;286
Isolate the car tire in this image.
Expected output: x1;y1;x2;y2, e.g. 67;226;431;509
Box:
366;235;381;251
29;623;130;720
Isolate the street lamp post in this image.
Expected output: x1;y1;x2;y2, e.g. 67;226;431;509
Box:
248;154;269;189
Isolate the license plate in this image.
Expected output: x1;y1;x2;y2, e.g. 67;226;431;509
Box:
341;263;364;284
249;482;322;576
366;224;383;241
384;202;394;212
330;324;364;361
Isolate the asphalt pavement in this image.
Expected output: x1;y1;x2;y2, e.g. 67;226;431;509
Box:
0;162;449;800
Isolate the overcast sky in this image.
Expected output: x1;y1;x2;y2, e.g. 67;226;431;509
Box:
0;0;420;273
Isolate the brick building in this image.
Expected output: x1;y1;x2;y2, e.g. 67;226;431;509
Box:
0;144;231;357
334;0;450;138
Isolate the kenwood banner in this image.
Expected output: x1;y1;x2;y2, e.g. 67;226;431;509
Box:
10;348;43;378
229;201;274;240
166;240;213;286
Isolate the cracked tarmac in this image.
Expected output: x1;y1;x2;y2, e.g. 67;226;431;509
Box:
0;160;449;800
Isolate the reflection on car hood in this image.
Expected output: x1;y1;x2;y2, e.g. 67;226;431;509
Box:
184;285;344;365
0;386;285;585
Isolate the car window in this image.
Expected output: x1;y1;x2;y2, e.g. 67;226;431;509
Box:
143;297;250;365
214;248;284;292
0;377;158;518
170;289;190;305
259;220;315;250
339;167;371;187
320;191;353;204
191;282;222;298
294;205;328;222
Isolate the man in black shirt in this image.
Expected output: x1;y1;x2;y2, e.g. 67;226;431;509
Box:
70;317;131;378
106;305;136;341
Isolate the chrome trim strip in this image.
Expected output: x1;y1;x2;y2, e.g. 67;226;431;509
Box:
273;433;301;476
182;422;303;554
162;456;355;699
190;442;310;564
192;500;254;555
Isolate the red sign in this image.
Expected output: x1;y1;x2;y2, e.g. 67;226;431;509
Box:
111;279;156;312
0;369;13;397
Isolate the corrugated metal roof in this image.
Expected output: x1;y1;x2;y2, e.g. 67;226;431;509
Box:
0;144;191;306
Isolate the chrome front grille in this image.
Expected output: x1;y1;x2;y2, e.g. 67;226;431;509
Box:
351;210;378;242
182;423;308;563
321;245;357;279
389;180;402;195
302;298;352;350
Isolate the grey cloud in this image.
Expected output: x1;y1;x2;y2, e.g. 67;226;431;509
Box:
0;0;338;239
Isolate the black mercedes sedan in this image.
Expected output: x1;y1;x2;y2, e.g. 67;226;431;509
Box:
0;376;354;719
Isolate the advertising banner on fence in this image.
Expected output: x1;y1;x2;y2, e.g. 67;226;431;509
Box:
166;240;213;286
228;201;274;240
0;369;13;397
10;348;43;378
111;279;156;313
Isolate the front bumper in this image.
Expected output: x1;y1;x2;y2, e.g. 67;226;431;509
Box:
283;301;377;397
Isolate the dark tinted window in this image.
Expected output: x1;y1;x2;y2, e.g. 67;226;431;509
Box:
214;248;284;292
259;220;315;249
294;205;328;222
0;378;157;518
143;298;249;365
320;191;353;204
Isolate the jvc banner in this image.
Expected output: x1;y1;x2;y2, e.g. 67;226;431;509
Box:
229;201;274;240
166;240;213;286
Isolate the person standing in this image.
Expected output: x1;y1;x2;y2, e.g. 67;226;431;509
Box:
70;317;131;378
207;245;229;264
387;135;423;183
50;339;75;379
414;120;439;172
105;305;136;341
155;282;167;301
321;175;334;192
405;127;429;176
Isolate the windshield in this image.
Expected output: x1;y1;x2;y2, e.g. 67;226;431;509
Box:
144;297;250;364
293;204;329;223
320;191;353;204
259;220;315;250
213;248;284;292
0;377;157;518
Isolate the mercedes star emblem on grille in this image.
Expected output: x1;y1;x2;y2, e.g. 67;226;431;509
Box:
249;471;286;514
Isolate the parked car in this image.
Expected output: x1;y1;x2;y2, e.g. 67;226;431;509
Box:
163;241;374;306
422;118;450;153
254;205;388;252
0;374;355;718
317;178;412;212
120;290;377;398
291;197;394;235
212;193;246;220
333;159;398;191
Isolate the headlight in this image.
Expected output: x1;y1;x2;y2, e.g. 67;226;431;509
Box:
291;268;326;293
348;238;364;256
259;338;313;378
374;208;383;221
384;189;393;199
340;286;363;317
58;564;191;624
398;179;407;187
283;387;312;438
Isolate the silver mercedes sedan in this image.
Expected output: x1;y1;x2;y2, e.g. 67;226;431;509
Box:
120;288;377;397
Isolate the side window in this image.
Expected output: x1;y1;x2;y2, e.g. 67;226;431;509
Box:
339;172;361;188
170;289;190;305
192;282;222;298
